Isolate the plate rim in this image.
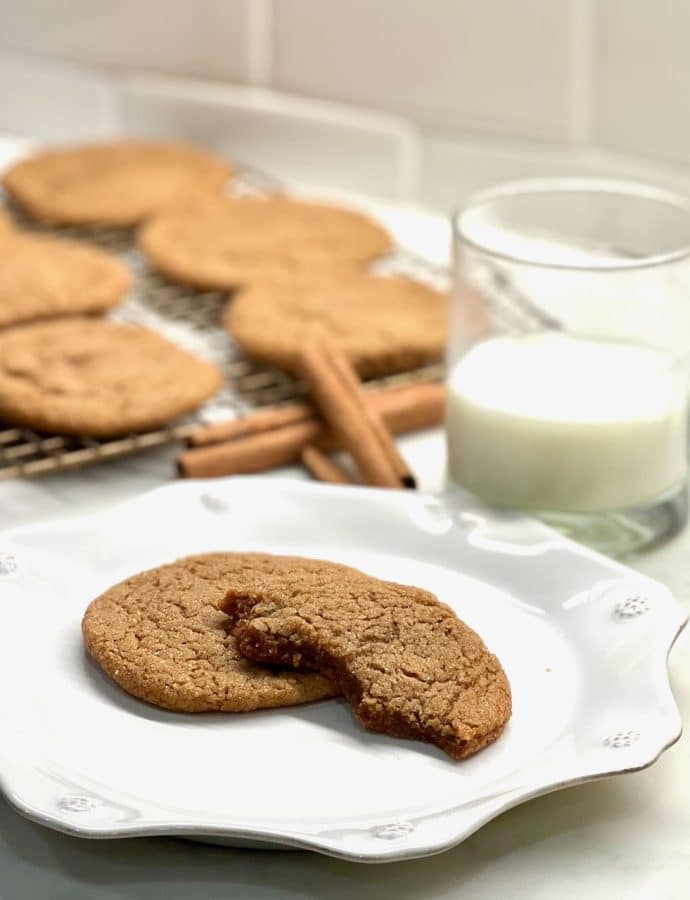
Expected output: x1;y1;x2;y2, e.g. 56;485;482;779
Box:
0;477;686;862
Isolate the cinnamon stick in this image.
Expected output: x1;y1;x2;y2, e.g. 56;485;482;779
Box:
318;381;444;452
188;380;436;449
299;336;413;489
179;420;318;478
189;402;313;447
178;381;445;478
328;345;415;489
300;340;397;488
301;446;353;484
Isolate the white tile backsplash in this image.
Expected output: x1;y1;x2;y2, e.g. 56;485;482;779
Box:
0;53;120;141
0;0;252;82
120;75;419;201
420;137;596;214
419;136;690;214
594;1;690;165
1;0;690;201
271;0;578;142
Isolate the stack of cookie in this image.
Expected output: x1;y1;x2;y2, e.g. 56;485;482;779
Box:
0;141;234;437
137;193;447;378
0;137;447;450
83;552;512;761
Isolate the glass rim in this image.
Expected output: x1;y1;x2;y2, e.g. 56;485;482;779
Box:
453;176;690;272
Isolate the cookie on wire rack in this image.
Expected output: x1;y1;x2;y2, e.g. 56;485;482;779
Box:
3;140;233;227
225;272;448;378
0;318;222;437
138;195;393;290
0;232;131;329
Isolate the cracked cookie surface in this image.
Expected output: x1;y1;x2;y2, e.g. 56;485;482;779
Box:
222;558;512;759
0;318;221;436
0;232;131;328
226;273;447;377
3;140;232;226
139;195;392;290
82;553;337;713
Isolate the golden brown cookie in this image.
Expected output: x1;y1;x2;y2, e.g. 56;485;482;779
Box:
0;207;15;240
0;318;222;436
0;232;131;328
221;556;511;760
82;553;336;712
225;273;448;378
3;140;232;226
138;195;393;290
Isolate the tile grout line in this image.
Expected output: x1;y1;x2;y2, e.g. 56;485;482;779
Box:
247;0;273;87
569;0;595;147
570;0;595;146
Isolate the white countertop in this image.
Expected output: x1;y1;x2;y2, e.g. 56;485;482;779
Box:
0;138;688;899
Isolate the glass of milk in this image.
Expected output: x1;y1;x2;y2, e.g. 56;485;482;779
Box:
448;178;690;556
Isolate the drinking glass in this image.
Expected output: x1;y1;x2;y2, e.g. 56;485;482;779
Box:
448;178;690;556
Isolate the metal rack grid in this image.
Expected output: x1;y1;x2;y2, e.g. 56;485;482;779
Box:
0;175;448;481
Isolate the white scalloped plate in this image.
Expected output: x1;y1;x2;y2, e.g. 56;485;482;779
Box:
0;478;685;862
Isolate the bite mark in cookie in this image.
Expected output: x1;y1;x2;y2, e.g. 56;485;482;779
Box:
221;559;511;759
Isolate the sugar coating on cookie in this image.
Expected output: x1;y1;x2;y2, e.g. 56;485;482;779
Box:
0;318;222;437
82;553;336;712
225;273;447;378
223;560;512;760
138;195;392;290
0;232;131;328
3;141;232;226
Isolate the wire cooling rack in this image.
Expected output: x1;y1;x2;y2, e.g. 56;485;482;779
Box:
0;170;447;481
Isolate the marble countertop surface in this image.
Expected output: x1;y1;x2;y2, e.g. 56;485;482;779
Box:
0;137;688;899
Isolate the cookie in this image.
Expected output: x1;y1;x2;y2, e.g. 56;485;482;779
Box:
82;553;336;712
225;273;448;378
222;558;511;760
3;140;232;226
0;232;131;328
0;318;222;437
138;195;393;290
0;207;15;240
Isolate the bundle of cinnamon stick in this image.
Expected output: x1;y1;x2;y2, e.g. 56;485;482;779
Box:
179;338;445;487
